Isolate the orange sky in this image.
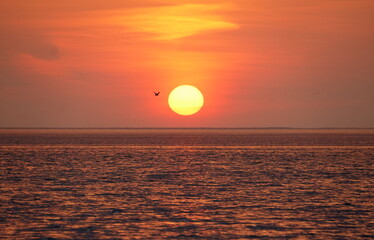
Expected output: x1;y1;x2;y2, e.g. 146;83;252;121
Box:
0;0;373;128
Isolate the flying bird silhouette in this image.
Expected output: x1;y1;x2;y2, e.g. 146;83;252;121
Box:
153;91;160;96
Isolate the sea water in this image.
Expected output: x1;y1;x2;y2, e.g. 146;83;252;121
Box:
0;129;373;239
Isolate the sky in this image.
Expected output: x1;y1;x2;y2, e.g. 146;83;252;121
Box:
0;0;373;128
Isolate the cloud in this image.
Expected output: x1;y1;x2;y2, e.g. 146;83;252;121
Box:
0;29;60;61
116;4;238;40
0;0;178;60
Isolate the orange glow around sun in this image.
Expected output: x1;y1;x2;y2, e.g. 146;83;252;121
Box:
2;1;372;127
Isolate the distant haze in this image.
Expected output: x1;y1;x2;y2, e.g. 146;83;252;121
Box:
0;0;373;128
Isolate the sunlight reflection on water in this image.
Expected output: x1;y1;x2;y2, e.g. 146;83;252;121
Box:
0;130;373;239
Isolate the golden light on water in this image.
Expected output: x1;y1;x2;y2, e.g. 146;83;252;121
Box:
168;85;204;116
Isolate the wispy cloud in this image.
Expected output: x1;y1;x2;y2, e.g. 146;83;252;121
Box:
115;4;238;40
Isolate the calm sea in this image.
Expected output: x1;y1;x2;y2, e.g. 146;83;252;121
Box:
0;129;373;239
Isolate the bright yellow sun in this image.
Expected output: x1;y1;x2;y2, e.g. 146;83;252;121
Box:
168;85;204;116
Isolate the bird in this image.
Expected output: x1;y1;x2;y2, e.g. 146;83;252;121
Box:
153;91;160;96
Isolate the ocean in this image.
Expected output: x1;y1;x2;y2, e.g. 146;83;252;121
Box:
0;129;373;239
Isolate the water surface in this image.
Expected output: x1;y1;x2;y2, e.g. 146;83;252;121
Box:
0;129;373;239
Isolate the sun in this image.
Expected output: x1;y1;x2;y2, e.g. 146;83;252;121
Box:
168;85;204;116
